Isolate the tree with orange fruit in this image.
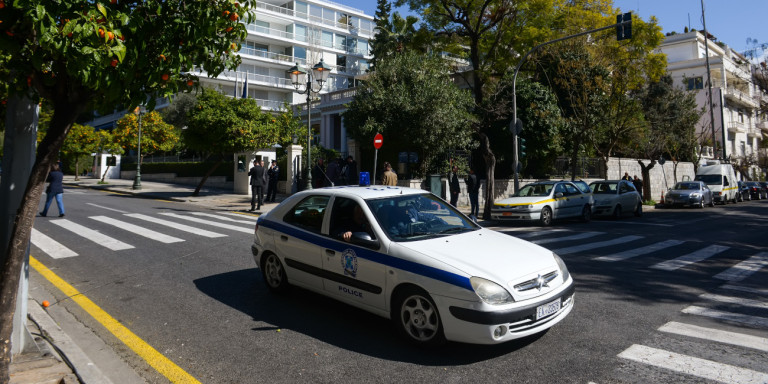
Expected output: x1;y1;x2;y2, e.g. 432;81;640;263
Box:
112;110;179;163
0;0;253;378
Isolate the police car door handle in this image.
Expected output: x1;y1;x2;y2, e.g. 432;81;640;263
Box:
280;235;288;241
325;249;336;256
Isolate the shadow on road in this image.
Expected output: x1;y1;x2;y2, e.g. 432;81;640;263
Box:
194;268;546;365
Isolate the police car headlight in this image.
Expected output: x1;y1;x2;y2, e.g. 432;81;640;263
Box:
470;277;514;304
553;252;570;282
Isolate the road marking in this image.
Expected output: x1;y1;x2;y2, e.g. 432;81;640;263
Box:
682;306;768;328
512;228;570;238
604;221;673;227
699;293;768;310
125;214;226;238
30;229;78;259
218;211;260;221
658;321;768;352
50;219;134;251
29;256;202;384
190;212;258;224
650;245;730;271
158;212;253;234
551;235;643;255
530;232;604;245
714;252;768;282
594;240;685;262
721;284;768;296
86;203;129;213
618;344;768;384
89;216;184;244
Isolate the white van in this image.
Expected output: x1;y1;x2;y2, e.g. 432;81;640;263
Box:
694;160;738;204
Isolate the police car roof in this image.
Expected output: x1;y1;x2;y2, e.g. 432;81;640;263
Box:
298;185;427;200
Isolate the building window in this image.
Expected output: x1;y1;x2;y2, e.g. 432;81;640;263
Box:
310;4;322;21
294;24;307;42
335;34;346;51
295;1;307;18
336;55;346;72
322;31;333;48
687;77;703;90
294;46;306;60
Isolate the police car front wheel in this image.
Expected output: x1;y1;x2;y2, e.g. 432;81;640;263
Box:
393;287;445;346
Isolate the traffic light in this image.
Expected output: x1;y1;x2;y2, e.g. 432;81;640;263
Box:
616;12;632;41
518;137;527;159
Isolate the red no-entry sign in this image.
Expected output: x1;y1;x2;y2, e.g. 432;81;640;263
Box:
373;133;383;149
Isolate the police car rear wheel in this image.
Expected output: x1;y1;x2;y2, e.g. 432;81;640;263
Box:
262;253;289;293
394;288;445;346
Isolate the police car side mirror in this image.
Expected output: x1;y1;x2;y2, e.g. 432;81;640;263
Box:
351;232;380;249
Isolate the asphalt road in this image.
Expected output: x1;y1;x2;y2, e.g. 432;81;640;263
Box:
30;186;768;383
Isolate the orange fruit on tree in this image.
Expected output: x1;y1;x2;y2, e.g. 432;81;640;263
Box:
229;13;238;21
230;43;237;50
98;29;105;38
187;80;194;87
110;0;117;4
158;54;166;61
161;73;169;81
222;10;230;17
226;27;233;32
110;58;118;67
107;31;114;40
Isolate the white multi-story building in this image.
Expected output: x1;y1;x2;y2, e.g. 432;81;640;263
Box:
87;0;374;157
660;31;767;170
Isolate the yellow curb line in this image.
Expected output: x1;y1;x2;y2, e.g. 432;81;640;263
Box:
30;256;201;384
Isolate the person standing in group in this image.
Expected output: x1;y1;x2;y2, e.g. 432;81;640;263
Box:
465;168;480;217
40;163;65;217
633;175;644;201
312;158;326;188
326;157;340;186
381;161;398;186
449;166;460;207
622;172;632;181
266;160;279;202
342;155;358;186
249;159;266;211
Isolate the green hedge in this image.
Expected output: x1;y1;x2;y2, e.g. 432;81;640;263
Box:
121;161;234;181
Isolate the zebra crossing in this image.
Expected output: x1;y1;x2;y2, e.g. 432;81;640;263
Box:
614;283;768;383
488;226;768;283
31;210;258;259
491;226;768;383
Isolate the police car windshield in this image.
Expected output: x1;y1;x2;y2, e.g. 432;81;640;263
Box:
368;194;479;242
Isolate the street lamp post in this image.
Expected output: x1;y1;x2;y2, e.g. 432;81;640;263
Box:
287;59;331;190
132;106;145;190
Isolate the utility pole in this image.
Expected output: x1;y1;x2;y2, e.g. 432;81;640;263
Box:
701;0;719;159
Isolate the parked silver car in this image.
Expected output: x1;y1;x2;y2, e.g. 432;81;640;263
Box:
589;180;643;218
664;181;714;208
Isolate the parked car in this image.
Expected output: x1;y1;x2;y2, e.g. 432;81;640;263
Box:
694;160;738;204
737;181;751;202
491;180;594;226
760;182;768;198
588;180;643;218
251;186;575;346
664;181;714;208
745;181;766;200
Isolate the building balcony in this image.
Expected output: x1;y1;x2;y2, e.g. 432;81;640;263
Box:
253;0;374;36
728;121;746;134
747;128;762;139
216;69;294;89
724;86;759;108
757;121;768;131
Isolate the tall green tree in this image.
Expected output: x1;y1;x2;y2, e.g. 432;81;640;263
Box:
0;0;253;376
183;88;298;195
113;110;179;161
343;51;475;176
60;123;99;180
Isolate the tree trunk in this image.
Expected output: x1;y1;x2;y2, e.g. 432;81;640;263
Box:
0;98;83;380
638;159;656;202
100;165;111;183
192;156;224;196
478;133;496;220
74;156;80;181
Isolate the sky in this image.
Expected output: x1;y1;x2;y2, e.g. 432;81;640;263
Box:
335;0;767;60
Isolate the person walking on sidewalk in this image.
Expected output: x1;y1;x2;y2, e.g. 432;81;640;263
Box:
249;159;266;211
266;160;279;202
449;166;460;207
465;168;479;217
381;161;398;186
41;163;65;217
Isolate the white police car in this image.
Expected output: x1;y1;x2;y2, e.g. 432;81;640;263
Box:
251;186;574;345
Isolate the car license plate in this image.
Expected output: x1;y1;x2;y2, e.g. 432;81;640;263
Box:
536;298;561;320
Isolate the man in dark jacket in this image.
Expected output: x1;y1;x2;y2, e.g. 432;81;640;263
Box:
465;168;480;216
266;160;279;202
41;163;65;217
449;166;460;207
342;156;358;186
249;159;266;211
